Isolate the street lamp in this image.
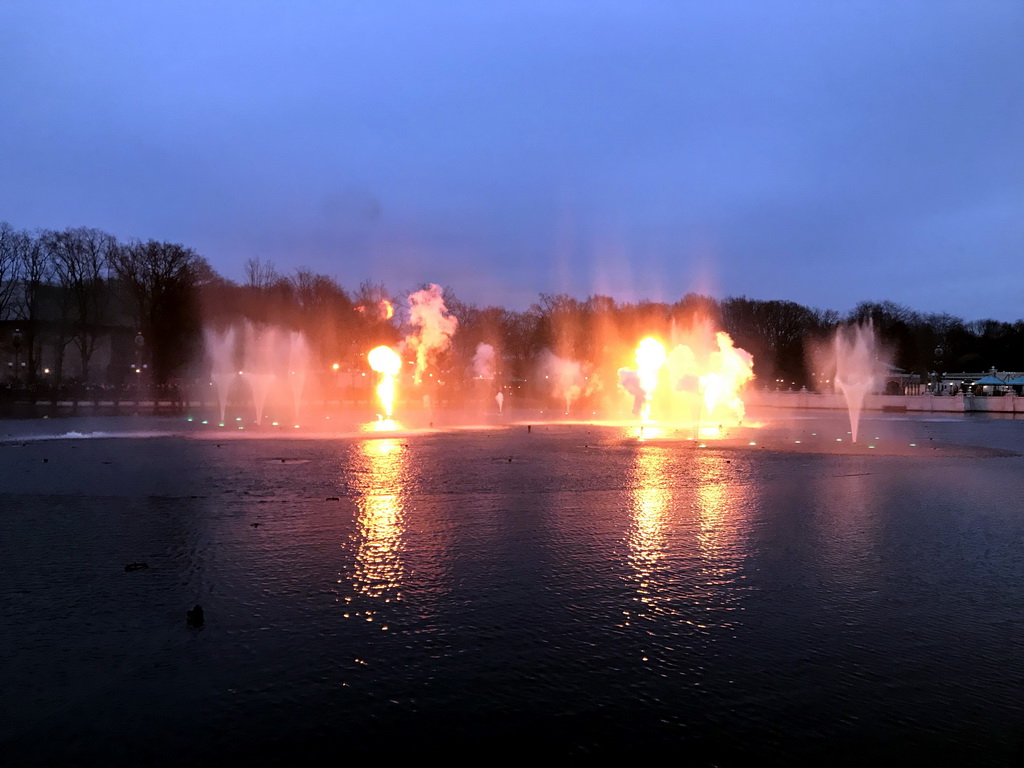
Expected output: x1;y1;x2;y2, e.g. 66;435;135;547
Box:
11;328;23;388
134;331;145;404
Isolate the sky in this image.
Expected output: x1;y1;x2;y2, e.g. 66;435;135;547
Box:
2;1;1022;320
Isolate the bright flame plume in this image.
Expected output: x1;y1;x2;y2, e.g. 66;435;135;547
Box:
368;345;402;417
635;337;667;420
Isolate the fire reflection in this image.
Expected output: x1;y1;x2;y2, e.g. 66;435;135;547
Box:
624;447;750;629
695;454;740;580
692;453;748;629
350;438;408;600
625;443;672;620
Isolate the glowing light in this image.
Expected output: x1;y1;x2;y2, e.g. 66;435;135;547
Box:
626;443;671;621
698;332;755;420
352;438;407;600
635;337;666;421
368;345;402;417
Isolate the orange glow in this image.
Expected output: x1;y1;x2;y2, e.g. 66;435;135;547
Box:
635;337;667;421
351;438;407;600
701;332;754;421
381;299;394;320
368;345;402;417
625;443;672;622
664;328;754;428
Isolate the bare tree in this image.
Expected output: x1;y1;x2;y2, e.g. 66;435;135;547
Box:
10;229;51;383
243;257;278;292
42;227;116;382
0;222;21;322
110;240;209;383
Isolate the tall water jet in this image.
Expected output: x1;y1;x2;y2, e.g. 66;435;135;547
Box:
205;321;313;427
832;322;884;443
287;331;311;424
243;324;278;425
204;326;237;424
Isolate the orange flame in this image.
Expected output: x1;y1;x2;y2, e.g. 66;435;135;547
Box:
368;345;402;417
700;332;754;421
635;337;666;421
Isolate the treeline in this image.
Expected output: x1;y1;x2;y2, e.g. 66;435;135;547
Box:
2;221;1022;389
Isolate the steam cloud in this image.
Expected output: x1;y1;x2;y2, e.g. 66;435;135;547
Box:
538;350;599;413
405;284;459;384
473;343;497;379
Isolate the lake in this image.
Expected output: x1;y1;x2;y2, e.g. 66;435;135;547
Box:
2;410;1023;764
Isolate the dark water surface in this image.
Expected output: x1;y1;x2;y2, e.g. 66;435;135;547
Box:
2;414;1024;764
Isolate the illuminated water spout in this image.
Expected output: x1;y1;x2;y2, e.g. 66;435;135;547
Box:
832;322;882;444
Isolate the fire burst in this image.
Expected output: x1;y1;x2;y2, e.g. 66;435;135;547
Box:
368;345;402;417
697;332;754;422
620;330;754;429
635;337;667;420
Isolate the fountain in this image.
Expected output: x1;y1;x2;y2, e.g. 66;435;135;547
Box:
204;326;238;425
831;322;885;443
204;321;312;426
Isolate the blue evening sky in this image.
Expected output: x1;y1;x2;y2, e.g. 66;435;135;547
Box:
2;1;1022;319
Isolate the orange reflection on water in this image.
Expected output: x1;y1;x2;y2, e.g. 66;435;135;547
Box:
693;453;748;627
351;438;408;600
624;446;751;632
625;443;672;619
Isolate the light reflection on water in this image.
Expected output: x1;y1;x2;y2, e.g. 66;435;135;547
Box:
625;446;750;630
5;422;1024;763
349;438;408;602
625;443;671;621
693;453;748;628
